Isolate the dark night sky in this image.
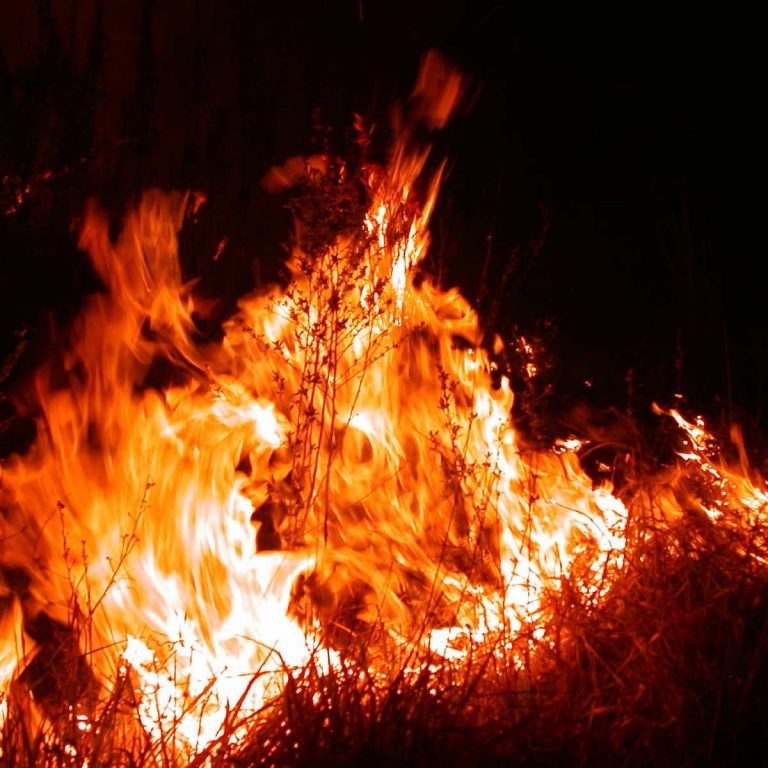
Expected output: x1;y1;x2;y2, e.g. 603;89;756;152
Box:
0;2;765;444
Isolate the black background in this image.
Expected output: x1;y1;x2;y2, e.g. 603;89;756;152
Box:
0;2;764;450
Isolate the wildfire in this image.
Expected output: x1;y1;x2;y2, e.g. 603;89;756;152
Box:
1;53;766;761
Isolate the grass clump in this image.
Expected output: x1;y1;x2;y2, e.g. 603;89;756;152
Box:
4;420;768;767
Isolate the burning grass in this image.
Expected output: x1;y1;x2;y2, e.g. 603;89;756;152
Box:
3;449;768;767
2;53;768;766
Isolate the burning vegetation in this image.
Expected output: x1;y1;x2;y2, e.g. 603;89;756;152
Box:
2;53;768;767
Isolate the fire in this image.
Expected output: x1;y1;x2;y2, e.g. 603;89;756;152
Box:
0;53;765;759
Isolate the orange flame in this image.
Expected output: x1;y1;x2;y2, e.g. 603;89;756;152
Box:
1;56;763;755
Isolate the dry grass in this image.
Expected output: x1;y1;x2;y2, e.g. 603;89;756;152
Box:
3;430;768;767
